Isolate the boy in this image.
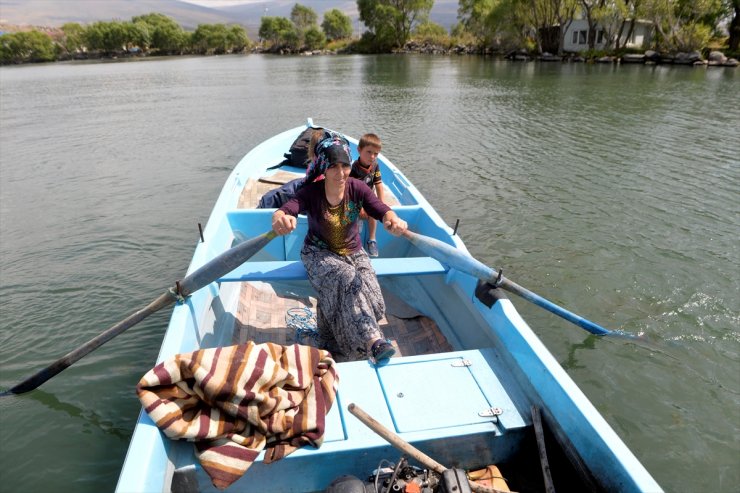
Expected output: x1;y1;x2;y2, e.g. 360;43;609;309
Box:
350;133;385;257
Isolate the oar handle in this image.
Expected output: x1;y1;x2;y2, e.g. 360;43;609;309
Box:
179;231;276;295
402;230;614;336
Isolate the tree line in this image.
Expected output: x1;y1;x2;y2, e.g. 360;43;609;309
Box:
2;0;738;65
1;13;251;64
454;0;739;56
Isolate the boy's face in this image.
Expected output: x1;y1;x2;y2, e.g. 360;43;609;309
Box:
359;145;380;168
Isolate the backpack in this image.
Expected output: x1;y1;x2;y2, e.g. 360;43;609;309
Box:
282;127;323;169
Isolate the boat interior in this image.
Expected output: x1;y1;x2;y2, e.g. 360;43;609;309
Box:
163;169;599;493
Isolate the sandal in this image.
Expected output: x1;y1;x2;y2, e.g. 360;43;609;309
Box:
366;239;379;257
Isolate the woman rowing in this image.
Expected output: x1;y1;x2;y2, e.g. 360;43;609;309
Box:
271;130;407;363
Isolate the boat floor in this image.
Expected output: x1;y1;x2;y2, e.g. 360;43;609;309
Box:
231;280;453;361
232;169;450;360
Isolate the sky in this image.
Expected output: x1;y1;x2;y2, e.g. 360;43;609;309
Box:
180;0;458;9
180;0;315;6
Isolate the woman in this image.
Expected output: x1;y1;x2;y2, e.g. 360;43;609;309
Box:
271;130;407;363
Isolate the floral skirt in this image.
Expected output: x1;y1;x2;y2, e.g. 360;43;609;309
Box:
301;244;385;361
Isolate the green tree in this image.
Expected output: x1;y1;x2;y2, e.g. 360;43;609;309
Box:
614;0;642;51
413;20;448;39
132;13;186;53
190;24;248;54
282;26;301;49
304;25;327;49
457;0;496;41
192;24;230;54
125;21;151;51
0;30;57;63
259;17;279;43
84;21;129;53
357;0;397;49
544;0;579;55
640;0;722;51
322;9;353;40
358;0;434;48
729;0;739;51
290;4;318;31
228;25;251;52
259;16;299;48
60;22;85;54
483;0;532;50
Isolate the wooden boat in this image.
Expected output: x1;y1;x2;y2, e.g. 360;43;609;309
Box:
115;119;663;493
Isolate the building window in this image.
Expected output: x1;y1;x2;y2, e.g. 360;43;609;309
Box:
597;30;604;44
571;29;589;45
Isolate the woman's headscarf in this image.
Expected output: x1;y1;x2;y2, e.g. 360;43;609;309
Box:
302;130;352;187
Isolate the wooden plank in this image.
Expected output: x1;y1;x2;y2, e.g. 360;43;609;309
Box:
532;405;556;493
232;281;453;359
237;171;401;209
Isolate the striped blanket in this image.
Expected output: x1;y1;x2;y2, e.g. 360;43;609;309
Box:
137;342;339;490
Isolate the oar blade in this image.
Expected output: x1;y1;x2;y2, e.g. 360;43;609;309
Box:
1;230;277;397
1;291;175;397
403;230;618;337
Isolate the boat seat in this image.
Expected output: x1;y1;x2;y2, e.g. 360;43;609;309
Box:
217;257;447;282
188;348;527;493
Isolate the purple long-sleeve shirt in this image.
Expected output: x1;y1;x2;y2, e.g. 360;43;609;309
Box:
279;178;391;255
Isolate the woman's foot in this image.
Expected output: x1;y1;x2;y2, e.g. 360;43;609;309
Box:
370;338;395;363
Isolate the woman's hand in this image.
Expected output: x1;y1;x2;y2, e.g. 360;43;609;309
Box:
382;211;407;236
272;210;296;236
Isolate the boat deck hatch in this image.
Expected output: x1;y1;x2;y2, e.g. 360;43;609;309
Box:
380;354;503;432
321;348;526;448
376;349;524;434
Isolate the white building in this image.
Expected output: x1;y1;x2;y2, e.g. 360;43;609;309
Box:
562;19;652;52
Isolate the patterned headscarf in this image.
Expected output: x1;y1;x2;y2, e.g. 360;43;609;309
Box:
302;130;352;187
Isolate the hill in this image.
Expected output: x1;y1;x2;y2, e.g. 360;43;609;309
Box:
0;0;251;30
0;0;458;38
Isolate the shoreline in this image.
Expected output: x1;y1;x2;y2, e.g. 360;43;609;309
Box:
2;47;738;69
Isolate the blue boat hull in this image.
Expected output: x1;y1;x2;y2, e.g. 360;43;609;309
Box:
116;120;662;493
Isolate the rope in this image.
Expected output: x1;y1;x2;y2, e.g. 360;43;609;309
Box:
286;307;319;345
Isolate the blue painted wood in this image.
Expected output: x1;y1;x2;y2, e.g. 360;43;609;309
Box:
378;350;525;435
216;256;447;282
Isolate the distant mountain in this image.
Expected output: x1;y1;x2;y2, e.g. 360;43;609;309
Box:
0;0;246;30
214;0;458;31
0;0;459;37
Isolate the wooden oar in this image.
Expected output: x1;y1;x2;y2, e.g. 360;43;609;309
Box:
348;403;511;493
0;231;276;397
402;230;616;336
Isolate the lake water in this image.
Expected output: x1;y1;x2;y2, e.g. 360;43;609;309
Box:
0;54;738;492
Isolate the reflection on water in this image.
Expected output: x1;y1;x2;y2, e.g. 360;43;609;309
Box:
0;55;738;493
29;390;130;441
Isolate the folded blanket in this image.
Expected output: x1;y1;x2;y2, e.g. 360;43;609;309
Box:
137;342;338;490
